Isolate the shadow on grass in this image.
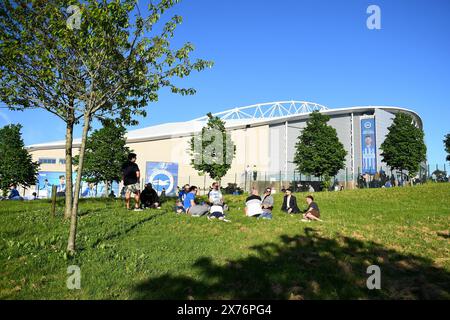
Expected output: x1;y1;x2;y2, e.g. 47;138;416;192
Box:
131;228;450;300
91;211;167;248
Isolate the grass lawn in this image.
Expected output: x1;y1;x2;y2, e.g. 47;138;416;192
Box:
0;183;449;300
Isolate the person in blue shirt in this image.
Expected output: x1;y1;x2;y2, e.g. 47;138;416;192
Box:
8;184;22;200
178;184;190;201
183;186;209;217
175;184;190;214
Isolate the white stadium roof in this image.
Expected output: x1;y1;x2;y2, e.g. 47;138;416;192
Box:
27;101;422;150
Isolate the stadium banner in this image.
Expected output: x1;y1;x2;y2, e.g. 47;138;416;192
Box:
361;117;377;175
37;171;119;198
37;171;69;198
145;162;179;196
80;181;120;198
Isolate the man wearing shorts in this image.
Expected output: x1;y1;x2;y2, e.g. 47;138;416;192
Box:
302;195;322;222
122;153;142;211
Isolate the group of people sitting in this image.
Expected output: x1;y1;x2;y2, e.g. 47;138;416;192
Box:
173;182;322;223
175;182;231;222
0;184;38;201
245;187;322;222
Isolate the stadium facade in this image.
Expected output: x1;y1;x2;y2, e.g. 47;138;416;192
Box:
27;101;423;197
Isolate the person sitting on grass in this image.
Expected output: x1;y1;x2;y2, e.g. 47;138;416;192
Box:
8;184;22;200
301;195;322;222
245;188;264;218
207;182;230;222
260;187;274;219
184;186;210;217
140;183;160;209
281;188;300;214
178;184;190;202
208;203;231;222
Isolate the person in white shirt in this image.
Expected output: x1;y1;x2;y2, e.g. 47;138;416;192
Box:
208;182;223;205
208;182;230;222
245;188;264;217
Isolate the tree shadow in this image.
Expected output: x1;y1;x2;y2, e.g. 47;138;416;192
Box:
131;228;450;300
91;211;167;248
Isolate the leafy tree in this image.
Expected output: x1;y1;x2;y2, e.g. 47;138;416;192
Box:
0;124;39;196
0;0;212;253
190;113;236;181
74;121;131;196
444;134;450;162
431;169;448;183
294;111;347;186
380;113;427;179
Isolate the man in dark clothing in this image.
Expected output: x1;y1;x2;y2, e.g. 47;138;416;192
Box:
8;184;22;200
122;153;141;211
140;183;160;209
302;195;322;222
281;188;300;214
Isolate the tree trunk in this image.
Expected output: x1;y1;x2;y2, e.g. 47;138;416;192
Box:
64;121;74;219
67;113;91;253
105;180;109;197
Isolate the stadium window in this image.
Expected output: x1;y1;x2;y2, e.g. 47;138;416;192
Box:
38;158;57;164
59;159;66;164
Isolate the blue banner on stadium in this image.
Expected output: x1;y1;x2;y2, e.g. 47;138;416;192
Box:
361;118;377;175
37;171;119;198
37;171;68;198
145;162;178;196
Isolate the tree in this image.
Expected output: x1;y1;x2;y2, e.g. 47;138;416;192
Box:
431;169;447;183
74;121;130;196
380;113;427;180
0;124;39;196
0;0;212;253
294;111;347;186
444;134;450;162
190;113;236;181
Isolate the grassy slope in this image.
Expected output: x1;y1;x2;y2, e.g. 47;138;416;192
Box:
0;183;449;300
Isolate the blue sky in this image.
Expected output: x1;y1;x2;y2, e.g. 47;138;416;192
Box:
1;0;449;165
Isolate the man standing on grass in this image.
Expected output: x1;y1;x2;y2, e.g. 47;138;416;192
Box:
122;153;142;211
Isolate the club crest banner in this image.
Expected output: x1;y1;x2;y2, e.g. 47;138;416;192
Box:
145;162;178;196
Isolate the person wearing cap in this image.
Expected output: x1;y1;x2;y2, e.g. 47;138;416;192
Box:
281;188;300;214
140;183;160;209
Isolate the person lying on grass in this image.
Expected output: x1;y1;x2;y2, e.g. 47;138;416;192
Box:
301;195;322;222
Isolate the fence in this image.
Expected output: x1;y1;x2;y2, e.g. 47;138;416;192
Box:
175;163;449;195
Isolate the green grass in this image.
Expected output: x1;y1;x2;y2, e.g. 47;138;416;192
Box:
1;183;449;300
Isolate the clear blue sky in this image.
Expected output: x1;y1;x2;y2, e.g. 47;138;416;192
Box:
1;0;449;165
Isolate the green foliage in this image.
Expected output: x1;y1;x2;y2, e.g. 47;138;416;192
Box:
0;184;449;299
444;134;450;162
294;111;347;180
1;0;213;251
73;121;130;189
380;113;427;177
0;124;39;195
432;170;448;182
190;113;236;181
0;0;213;125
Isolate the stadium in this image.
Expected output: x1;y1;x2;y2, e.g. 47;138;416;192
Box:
27;101;423;197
